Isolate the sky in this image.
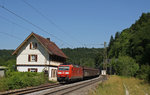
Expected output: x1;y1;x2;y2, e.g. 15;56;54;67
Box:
0;0;150;49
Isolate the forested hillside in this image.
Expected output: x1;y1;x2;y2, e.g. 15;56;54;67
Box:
107;13;150;82
0;48;103;68
62;48;103;68
0;50;16;70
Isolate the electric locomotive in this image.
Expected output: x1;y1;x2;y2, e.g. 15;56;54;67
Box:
57;65;83;83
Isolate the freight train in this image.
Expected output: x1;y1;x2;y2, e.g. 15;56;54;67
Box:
57;64;100;83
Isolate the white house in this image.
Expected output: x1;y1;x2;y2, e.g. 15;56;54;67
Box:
12;32;67;81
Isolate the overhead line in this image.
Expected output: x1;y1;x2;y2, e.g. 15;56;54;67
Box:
0;14;31;31
22;0;83;47
0;5;73;47
22;0;63;32
0;32;22;40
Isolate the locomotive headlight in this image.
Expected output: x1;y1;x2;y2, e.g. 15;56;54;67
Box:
65;72;69;74
58;72;62;74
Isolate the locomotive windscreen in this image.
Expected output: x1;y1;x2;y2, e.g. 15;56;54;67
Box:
58;66;69;71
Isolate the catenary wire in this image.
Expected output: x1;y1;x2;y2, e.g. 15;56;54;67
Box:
0;32;22;40
0;5;73;47
22;0;84;47
0;14;32;31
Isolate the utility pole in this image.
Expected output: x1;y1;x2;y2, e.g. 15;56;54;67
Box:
102;42;107;75
104;42;107;70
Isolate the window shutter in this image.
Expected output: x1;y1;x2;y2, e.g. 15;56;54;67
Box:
30;42;32;49
28;55;31;62
35;68;38;72
28;68;30;72
35;43;37;49
35;55;37;62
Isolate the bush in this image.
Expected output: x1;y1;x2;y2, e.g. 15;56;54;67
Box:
110;56;139;77
136;64;150;82
0;71;48;91
0;78;8;91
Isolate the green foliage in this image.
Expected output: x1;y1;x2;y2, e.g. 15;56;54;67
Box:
107;13;150;82
0;78;8;91
108;13;150;65
136;65;150;81
0;71;48;91
62;47;103;68
115;32;120;39
0;50;15;61
0;49;16;71
94;52;104;69
5;59;16;71
110;56;139;77
0;47;104;69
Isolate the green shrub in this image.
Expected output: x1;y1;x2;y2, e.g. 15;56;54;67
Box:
136;64;150;82
0;78;9;91
110;56;139;77
0;71;48;91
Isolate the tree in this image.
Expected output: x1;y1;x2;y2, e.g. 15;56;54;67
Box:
115;32;120;40
108;35;114;53
110;56;139;77
107;13;150;81
108;35;114;47
136;65;150;81
94;53;103;69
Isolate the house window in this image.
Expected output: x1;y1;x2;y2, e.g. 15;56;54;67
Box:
28;55;37;62
28;68;38;72
30;42;37;49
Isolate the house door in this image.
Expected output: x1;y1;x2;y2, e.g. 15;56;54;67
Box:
51;69;57;78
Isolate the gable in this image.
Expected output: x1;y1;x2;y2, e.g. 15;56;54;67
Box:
12;32;67;59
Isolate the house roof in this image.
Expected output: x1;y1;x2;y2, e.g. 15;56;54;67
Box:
12;32;68;59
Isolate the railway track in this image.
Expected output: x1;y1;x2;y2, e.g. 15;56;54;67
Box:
0;83;62;95
0;76;106;95
29;75;106;95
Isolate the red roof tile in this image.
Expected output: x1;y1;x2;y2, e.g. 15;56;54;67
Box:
13;32;67;59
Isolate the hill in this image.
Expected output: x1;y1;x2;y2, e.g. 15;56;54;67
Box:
0;48;103;68
0;49;15;67
108;13;150;64
62;48;103;68
107;13;150;81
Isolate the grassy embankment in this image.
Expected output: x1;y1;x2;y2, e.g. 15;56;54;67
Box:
90;75;150;95
0;71;56;92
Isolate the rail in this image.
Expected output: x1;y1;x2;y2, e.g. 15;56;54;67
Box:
30;76;107;95
0;83;62;95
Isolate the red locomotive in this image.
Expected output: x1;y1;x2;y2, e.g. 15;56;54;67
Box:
57;64;100;83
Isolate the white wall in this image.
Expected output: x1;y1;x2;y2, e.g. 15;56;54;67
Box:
50;61;63;66
17;66;45;72
49;67;58;81
16;36;63;81
17;36;49;66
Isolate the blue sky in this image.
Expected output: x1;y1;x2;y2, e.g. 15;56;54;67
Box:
0;0;150;49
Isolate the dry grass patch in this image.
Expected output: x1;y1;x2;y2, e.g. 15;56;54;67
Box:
89;75;150;95
123;77;150;95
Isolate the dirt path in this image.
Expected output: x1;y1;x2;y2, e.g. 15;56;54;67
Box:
123;83;129;95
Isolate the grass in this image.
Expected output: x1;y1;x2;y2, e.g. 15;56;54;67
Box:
89;75;150;95
0;71;55;92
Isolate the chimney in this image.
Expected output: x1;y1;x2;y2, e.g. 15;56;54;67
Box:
47;38;50;41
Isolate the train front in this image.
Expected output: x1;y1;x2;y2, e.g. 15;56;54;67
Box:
57;65;71;83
